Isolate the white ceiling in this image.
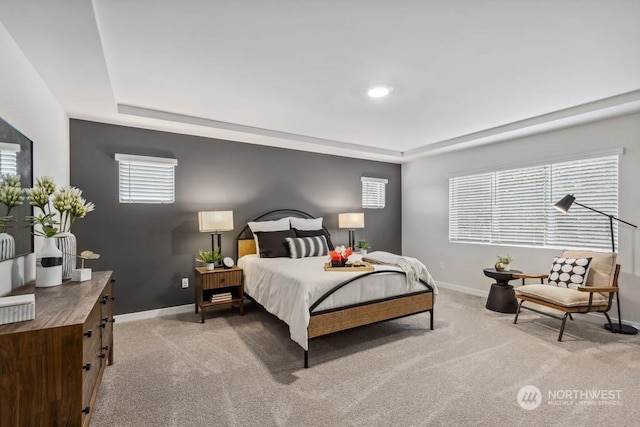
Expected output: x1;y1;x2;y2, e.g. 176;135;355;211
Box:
1;0;640;162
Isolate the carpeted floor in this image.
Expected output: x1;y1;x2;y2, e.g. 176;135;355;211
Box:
91;288;640;426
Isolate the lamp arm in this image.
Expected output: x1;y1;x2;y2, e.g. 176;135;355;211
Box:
573;202;638;228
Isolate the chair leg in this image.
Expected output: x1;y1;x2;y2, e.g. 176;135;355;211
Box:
558;313;570;341
513;300;524;324
568;313;574;321
603;312;614;333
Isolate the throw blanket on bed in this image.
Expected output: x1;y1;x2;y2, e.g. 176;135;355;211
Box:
363;251;438;299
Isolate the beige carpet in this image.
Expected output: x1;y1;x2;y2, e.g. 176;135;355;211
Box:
91;289;640;426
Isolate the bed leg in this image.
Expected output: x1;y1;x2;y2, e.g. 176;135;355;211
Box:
430;309;434;330
304;350;309;369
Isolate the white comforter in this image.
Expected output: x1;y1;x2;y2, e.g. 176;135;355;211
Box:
238;255;435;350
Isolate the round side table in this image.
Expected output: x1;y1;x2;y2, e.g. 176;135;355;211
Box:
483;268;523;313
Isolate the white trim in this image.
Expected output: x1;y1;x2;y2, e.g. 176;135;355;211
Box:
114;303;193;323
115;153;178;166
0;142;21;153
361;176;388;184
448;147;624;178
436;281;489;298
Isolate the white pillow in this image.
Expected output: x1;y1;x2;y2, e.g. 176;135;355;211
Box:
248;217;291;254
290;216;323;231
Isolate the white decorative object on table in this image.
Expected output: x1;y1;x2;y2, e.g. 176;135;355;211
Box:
0;293;35;325
56;231;77;280
0;174;24;260
71;268;92;282
35;237;63;287
0;232;15;260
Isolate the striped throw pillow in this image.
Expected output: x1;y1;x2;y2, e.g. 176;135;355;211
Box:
285;236;329;258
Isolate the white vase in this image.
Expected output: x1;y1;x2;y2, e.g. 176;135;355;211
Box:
36;237;63;287
0;233;15;260
503;264;511;271
206;263;215;271
360;249;368;256
55;232;77;280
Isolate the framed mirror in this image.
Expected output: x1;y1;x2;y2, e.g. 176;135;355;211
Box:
0;116;33;261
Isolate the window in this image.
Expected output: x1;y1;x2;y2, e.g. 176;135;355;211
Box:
449;153;619;251
0;142;20;176
361;177;387;209
115;154;177;203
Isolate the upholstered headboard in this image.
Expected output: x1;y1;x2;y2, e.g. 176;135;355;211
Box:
236;209;330;259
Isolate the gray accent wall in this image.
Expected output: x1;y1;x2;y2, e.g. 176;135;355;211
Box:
70;120;401;314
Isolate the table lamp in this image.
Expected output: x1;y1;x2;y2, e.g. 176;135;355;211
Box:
338;213;364;249
198;210;234;266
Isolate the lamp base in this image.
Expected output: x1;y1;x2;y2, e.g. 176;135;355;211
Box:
604;323;638;335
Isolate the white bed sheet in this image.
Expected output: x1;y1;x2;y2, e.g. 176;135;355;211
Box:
238;254;433;350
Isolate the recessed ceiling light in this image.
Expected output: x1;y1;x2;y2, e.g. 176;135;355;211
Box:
367;85;393;99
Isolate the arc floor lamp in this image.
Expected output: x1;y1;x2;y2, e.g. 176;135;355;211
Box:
554;194;638;335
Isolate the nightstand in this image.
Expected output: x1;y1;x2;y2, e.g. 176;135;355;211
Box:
194;266;244;323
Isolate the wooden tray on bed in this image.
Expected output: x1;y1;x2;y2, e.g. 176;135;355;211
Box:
323;261;374;272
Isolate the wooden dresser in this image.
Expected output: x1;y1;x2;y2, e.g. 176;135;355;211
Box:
0;271;115;427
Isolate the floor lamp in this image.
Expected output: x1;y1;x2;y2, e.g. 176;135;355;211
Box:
198;210;234;267
554;194;638;335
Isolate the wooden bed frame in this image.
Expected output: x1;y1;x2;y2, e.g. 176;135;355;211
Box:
236;209;435;368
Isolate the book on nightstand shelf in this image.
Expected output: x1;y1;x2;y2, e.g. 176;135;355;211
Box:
210;292;233;303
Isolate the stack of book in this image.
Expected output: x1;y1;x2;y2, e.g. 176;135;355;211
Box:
210;292;233;303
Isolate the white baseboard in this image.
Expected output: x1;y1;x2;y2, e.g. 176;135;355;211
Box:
436;280;640;330
436;281;489;298
115;304;193;323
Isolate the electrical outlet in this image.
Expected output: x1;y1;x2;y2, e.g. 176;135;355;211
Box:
438;261;445;270
181;277;189;289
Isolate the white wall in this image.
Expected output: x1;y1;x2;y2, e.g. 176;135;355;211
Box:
0;20;69;295
403;112;640;325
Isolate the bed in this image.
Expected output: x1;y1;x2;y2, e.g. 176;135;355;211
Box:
236;209;436;368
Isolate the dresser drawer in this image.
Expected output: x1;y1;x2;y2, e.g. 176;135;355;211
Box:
201;270;242;289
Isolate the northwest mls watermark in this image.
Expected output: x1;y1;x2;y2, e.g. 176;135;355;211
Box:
517;385;623;410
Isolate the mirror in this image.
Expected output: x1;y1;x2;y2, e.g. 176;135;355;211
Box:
0;117;33;261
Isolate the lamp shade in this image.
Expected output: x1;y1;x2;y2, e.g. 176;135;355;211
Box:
338;213;364;229
553;194;576;214
198;211;234;232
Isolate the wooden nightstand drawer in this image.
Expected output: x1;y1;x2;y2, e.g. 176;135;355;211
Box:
201;269;242;289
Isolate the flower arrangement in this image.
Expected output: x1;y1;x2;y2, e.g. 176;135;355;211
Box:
25;176;95;237
196;247;223;264
0;174;24;233
329;245;353;267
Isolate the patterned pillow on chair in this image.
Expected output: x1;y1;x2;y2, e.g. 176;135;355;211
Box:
548;257;592;290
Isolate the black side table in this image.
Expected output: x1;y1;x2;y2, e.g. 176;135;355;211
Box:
483;268;523;313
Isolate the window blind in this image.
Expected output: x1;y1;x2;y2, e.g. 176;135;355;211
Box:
115;154;177;204
449;154;619;251
362;177;388;209
0;142;20;176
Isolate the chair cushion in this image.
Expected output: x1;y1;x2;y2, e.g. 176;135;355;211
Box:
561;250;616;287
548;256;591;289
515;284;608;308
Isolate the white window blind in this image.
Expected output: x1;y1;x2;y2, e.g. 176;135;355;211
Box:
362;177;388;209
115;154;177;204
449;154;619;251
0;142;20;176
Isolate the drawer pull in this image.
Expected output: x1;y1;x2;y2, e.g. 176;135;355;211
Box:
110;296;116;301
82;406;90;415
110;318;116;323
83;363;91;371
102;345;110;351
83;330;92;338
102;316;109;323
100;322;106;329
99;353;106;359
